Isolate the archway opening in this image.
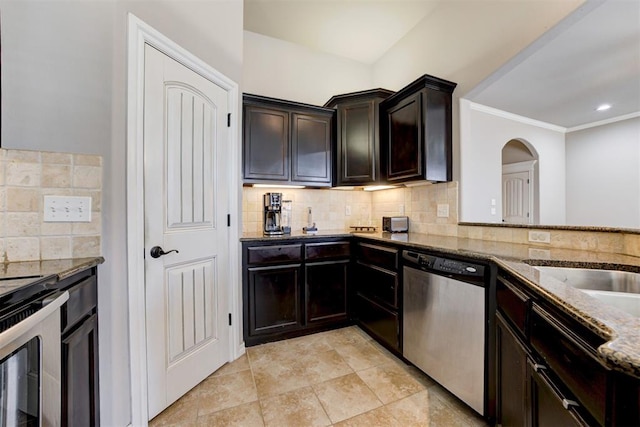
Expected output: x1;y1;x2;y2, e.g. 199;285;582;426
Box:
501;139;539;224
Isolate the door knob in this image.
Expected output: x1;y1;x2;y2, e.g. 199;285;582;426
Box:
150;246;179;258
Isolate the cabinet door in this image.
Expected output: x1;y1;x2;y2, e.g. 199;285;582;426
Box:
385;92;422;182
305;260;349;325
337;100;376;185
243;105;290;181
291;112;332;185
423;88;452;182
247;264;302;337
62;314;99;427
496;313;528;427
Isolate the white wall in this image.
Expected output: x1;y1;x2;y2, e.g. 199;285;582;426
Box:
371;0;582;182
0;1;243;425
566;117;640;228
243;31;372;106
460;101;566;224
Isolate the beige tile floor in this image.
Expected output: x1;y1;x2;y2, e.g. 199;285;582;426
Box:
149;326;489;427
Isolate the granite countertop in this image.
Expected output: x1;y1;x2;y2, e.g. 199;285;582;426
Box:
0;257;105;299
242;230;640;378
240;230;354;241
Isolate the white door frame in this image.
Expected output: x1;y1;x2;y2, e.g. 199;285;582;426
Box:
126;14;242;426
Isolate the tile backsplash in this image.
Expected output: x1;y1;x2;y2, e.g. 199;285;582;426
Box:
0;148;102;262
242;182;640;258
242;182;457;234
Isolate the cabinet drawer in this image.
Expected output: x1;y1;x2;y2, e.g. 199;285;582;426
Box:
305;241;350;261
355;294;400;352
356;243;398;271
61;276;97;335
355;262;398;309
530;304;609;426
529;358;592;427
496;276;529;337
247;244;302;265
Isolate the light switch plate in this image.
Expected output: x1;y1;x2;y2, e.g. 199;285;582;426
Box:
437;204;449;218
44;196;92;222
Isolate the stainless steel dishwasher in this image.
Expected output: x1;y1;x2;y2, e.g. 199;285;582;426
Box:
402;250;488;415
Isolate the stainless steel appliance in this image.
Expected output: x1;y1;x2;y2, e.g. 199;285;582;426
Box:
0;285;69;426
402;250;488;415
263;193;284;236
382;216;409;233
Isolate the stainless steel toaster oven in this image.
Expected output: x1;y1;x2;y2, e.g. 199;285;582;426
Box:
382;216;409;233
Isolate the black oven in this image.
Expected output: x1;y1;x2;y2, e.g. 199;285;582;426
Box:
0;283;68;426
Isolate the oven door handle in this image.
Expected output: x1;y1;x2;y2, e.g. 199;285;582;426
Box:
0;291;69;351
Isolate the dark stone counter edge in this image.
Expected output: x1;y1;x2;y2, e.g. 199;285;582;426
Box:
56;257;105;280
459;221;640;235
241;231;640;379
0;257;105;282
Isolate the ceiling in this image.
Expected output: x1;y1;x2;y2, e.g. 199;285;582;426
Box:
244;0;640;129
467;0;640;129
243;0;441;64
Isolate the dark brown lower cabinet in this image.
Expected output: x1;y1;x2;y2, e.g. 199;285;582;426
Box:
496;313;528;427
247;264;303;338
242;239;351;346
352;241;400;354
496;269;640;427
62;314;99;427
305;260;348;325
354;293;400;352
58;267;100;427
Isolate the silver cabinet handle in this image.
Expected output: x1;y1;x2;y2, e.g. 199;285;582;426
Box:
562;398;579;410
533;363;547;372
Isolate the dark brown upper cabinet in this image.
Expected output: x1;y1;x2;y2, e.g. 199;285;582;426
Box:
380;74;457;183
243;94;334;187
324;89;394;186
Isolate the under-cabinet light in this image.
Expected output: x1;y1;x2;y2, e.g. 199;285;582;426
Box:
363;185;398;192
252;184;305;189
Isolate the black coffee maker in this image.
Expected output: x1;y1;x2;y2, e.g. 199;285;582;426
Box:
263;193;284;236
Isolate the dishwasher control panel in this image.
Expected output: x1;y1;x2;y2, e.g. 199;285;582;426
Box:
403;250;486;281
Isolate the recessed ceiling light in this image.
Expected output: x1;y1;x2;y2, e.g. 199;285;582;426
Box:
596;104;611;111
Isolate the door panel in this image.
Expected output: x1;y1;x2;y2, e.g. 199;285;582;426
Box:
166;85;215;227
166;260;217;362
144;44;230;419
502;171;530;224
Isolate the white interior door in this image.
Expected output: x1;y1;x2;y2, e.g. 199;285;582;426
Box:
143;44;230;419
502;170;530;224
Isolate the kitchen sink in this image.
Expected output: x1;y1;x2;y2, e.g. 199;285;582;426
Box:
533;266;640;317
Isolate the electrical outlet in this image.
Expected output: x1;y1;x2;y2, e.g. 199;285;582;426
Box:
528;231;551;244
44;196;92;222
528;248;551;259
437;204;449;218
345;205;351;216
399;204;405;215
